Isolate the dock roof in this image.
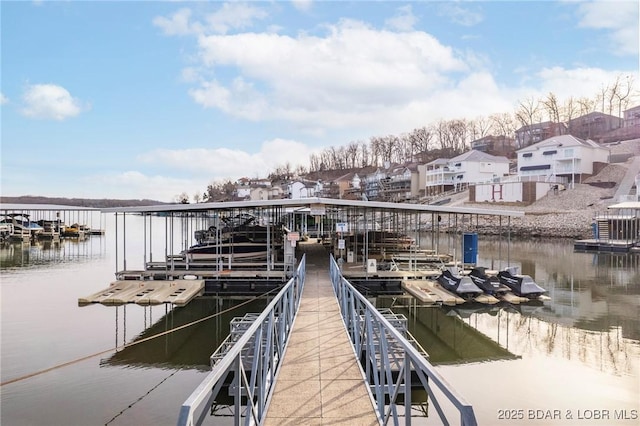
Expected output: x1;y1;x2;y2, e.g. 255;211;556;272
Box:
99;197;524;217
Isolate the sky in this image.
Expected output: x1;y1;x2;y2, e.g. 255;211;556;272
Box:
1;1;639;203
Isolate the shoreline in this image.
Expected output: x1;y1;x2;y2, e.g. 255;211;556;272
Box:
431;161;633;240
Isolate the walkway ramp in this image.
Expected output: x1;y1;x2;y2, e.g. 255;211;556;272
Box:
264;243;378;425
612;155;640;202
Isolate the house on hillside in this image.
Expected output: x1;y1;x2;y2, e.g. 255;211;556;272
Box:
470;135;515;156
425;151;510;196
377;163;415;202
515;121;567;148
362;163;395;201
624;105;640;128
599;105;640;143
568;112;623;141
333;172;363;199
288;180;323;199
516;135;609;185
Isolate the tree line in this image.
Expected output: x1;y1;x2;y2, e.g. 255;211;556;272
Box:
193;75;637;202
307;75;637;171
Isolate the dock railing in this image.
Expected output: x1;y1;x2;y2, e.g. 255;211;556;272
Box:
177;254;306;426
330;255;478;426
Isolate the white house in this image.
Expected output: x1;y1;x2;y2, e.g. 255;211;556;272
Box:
288;180;323;199
425;151;510;195
516;135;609;184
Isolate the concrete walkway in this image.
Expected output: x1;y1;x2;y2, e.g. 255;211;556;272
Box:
612;155;640;202
264;243;379;426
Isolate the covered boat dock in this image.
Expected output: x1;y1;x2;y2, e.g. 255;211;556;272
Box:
84;198;524;307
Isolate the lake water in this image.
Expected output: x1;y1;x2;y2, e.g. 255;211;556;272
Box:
1;215;639;425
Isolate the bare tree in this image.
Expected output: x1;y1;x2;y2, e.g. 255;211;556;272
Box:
294;164;308;177
515;97;542;147
408;126;434;160
309;153;321;172
562;96;579;134
577;96;596;116
449;119;469;152
345;141;360;168
359;140;370;167
542;92;560;123
490;112;516;137
369;136;382;166
594;84;608;113
613;74;636;120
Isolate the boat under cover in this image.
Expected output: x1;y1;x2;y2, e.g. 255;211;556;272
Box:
182;241;270;261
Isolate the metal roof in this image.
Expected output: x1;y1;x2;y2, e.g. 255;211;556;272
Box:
1;203;100;211
98;197;525;217
607;201;640;210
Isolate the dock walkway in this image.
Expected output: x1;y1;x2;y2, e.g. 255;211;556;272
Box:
264;243;379;426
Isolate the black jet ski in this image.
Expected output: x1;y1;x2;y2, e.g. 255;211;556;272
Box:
468;267;510;296
436;268;483;300
497;267;547;299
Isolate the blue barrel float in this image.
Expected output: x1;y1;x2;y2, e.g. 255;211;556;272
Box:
463;232;479;264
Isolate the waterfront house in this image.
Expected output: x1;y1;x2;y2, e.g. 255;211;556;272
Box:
287;180;323;199
425;150;510;196
516;135;609;185
568;112;623;141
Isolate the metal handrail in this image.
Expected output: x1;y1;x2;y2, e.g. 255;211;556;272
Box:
329;255;477;426
177;254;306;426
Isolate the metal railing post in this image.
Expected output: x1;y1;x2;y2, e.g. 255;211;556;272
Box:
328;254;478;426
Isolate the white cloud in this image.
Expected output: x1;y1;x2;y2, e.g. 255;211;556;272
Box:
160;7;638;141
188;19;469;132
0;92;8;105
153;8;201;36
385;5;417;32
439;3;483;27
576;1;639;56
291;0;313;13
20;84;87;120
535;66;637;101
153;3;267;36
139;138;316;182
205;2;268;34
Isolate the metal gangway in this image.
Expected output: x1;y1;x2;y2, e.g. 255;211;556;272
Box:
330;255;478;426
177;255;306;426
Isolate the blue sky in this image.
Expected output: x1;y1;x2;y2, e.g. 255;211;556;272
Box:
1;1;638;202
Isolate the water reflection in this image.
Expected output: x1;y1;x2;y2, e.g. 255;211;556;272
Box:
381;287;638;379
103;297;269;371
0;236;106;269
378;299;519;364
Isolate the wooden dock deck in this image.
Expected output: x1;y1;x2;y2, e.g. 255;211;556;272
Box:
78;279;204;307
264;243;379;426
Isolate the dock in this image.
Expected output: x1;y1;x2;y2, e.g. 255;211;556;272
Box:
264;244;378;425
574;238;637;252
78;279;204;307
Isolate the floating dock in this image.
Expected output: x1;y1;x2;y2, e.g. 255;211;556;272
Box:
402;279;527;305
78;279;204;307
574;238;638;252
